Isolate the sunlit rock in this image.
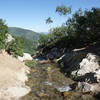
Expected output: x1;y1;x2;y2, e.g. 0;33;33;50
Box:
18;53;33;62
0;51;30;100
77;53;100;76
6;33;14;43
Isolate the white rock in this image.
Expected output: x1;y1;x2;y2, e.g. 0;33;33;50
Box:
6;33;14;43
77;53;100;76
23;53;33;61
44;81;52;86
56;86;71;92
78;82;100;93
18;56;24;62
7;86;30;99
95;69;100;82
78;82;92;93
18;53;33;62
0;52;31;100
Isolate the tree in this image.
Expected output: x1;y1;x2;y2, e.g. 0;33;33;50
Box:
38;34;48;47
39;7;100;51
46;17;53;24
56;5;71;16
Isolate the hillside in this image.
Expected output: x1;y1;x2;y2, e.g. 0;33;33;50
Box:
8;27;40;55
8;27;40;41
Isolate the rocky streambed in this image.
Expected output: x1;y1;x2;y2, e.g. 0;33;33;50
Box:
21;63;98;100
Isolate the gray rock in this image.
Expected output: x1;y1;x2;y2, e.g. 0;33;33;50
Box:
78;82;91;93
58;48;100;93
47;48;61;60
78;82;100;94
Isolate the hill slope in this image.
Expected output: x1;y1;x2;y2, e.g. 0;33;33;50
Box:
8;27;39;41
8;27;40;55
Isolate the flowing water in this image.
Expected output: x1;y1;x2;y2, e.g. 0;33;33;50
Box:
22;63;98;100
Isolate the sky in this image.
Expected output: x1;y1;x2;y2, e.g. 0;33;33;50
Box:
0;0;100;32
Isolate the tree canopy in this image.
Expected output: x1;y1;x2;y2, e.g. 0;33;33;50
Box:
38;8;100;52
56;5;71;16
46;17;53;24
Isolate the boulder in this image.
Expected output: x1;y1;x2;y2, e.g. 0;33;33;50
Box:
59;49;100;83
18;56;24;62
47;48;61;60
77;53;100;76
94;69;100;82
78;82;92;93
72;53;100;83
23;53;33;61
18;53;33;62
78;82;100;93
59;50;86;73
58;47;100;93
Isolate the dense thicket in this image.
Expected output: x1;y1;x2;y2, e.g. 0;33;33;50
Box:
38;8;100;51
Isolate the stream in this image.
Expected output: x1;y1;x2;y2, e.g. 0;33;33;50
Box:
22;62;98;100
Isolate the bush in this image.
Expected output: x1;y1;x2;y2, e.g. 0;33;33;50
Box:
52;59;58;63
25;60;37;68
6;37;23;57
0;19;8;49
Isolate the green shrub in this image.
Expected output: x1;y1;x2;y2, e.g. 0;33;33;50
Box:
53;59;58;63
25;60;37;68
0;19;8;49
6;37;23;57
60;62;64;68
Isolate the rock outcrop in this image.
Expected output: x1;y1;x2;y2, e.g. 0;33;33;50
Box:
58;46;100;93
18;53;33;62
0;51;30;100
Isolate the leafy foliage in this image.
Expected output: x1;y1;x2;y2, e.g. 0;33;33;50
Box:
6;37;23;57
38;8;100;52
21;37;37;55
46;17;53;24
56;5;71;16
0;19;8;49
25;60;37;68
8;27;39;55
